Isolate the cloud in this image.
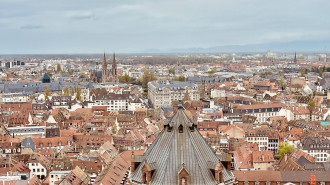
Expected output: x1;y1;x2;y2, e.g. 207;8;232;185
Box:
1;0;330;54
20;25;43;30
65;11;96;20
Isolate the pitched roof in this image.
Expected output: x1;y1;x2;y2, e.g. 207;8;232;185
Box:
237;103;285;110
130;107;234;184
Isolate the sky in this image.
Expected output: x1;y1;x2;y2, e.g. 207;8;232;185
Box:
1;0;330;54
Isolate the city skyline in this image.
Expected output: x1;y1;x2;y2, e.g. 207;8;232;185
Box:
1;0;330;54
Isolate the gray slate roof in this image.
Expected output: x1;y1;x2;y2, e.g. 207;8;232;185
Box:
21;136;36;151
130;107;234;184
1;81;94;93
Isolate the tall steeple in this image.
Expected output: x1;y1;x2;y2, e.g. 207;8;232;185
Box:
111;52;118;83
102;52;108;83
294;52;297;63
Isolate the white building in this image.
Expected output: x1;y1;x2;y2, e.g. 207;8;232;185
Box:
302;137;330;162
7;126;46;138
148;80;200;109
210;89;225;98
1;93;30;103
89;94;130;111
237;103;286;123
27;160;48;180
49;171;71;185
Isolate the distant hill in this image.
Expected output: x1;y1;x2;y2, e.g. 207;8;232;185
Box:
140;40;330;53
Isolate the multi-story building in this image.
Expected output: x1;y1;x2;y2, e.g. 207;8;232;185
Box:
27;158;48;180
302;137;330;162
233;143;275;171
0;136;21;155
89;93;129;111
148;80;200;108
49;171;71;185
32;136;72;153
1;93;30;103
237;103;285;123
245;129;269;151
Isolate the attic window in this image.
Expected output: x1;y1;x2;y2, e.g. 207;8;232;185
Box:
179;124;183;133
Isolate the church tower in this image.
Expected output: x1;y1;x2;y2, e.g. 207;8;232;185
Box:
102;52;108;83
111;53;119;83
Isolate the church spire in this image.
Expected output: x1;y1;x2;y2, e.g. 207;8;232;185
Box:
111;52;118;83
102;52;108;83
294;52;297;63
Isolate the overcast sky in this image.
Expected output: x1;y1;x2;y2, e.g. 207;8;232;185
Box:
1;0;330;54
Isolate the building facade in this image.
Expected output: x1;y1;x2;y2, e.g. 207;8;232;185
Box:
148;80;200;108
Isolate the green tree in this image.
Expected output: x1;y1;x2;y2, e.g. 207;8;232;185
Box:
70;86;75;96
300;68;306;77
68;69;73;75
319;68;324;77
75;86;82;101
63;86;69;96
279;142;295;158
307;101;315;107
56;64;62;73
139;71;158;88
118;73;131;84
173;76;186;81
112;124;118;134
169;68;175;75
207;67;217;74
44;86;51;100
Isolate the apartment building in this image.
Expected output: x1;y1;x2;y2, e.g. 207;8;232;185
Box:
237;103;285;123
90;93;130;111
302;137;330;162
148;80;200;108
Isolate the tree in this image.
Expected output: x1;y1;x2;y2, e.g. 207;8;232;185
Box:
70;86;75;96
44;86;51;100
112;124;118;134
279;77;286;91
56;64;62;73
307;101;315;121
63;86;69;96
139;71;158;88
279;142;295;158
307;101;315;107
173;76;186;81
319;68;324;77
169;68;175;75
207;67;217;74
75;86;82;101
118;73;131;84
300;68;306;77
68;69;73;75
79;72;86;79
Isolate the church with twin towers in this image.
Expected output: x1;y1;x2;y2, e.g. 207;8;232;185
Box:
92;52;119;83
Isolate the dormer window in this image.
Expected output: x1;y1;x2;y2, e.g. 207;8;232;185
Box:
179;124;183;133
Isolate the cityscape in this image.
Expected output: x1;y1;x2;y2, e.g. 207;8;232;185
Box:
1;0;330;185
